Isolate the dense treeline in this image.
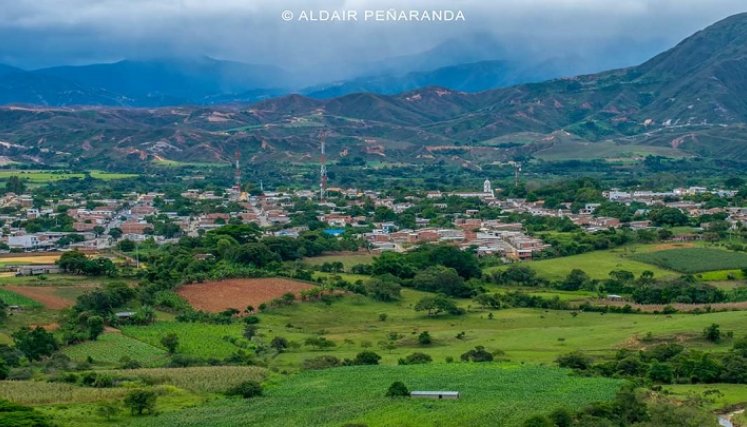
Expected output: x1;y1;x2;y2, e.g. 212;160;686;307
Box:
557;336;747;385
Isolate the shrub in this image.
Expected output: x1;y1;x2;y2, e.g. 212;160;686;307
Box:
418;331;432;345
703;323;721;343
385;381;409;397
556;351;593;370
303;355;341;370
460;346;494;362
352;351;381;365
270;336;289;352
226;380;263;399
398;352;432;365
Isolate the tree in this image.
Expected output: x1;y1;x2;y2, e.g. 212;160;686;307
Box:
270;336;289;352
556;351;593;370
12;326;58;361
412;266;472;297
414;295;464;317
96;403;120;421
418;331;432;345
460;346;494;362
385;381;409;397
160;333;179;354
703;323;721;343
123;389;157;415
365;274;402;302
86;315;105;340
108;227;123;239
117;239;136;252
226;380;262;399
353;351;381;365
558;269;591;291
398;352;432;365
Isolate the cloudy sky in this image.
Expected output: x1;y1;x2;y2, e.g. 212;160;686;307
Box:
1;0;745;81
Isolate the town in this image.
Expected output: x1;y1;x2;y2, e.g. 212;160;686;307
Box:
2;176;746;267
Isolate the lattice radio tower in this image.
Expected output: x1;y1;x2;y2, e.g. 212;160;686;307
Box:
319;129;328;201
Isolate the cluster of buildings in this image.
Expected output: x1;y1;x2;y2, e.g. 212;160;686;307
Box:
1;179;744;262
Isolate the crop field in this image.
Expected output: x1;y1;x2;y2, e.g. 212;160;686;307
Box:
63;332;169;367
303;253;375;269
129;364;622;427
0;254;61;265
632;248;747;273
487;246;676;281
2;285;90;309
177;278;316;313
0;380;127;405
121;321;245;359
0;287;43;308
102;366;267;393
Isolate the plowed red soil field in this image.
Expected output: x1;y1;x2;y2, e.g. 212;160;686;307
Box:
177;278;315;312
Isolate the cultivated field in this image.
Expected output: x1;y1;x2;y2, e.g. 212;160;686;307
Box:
0;253;61;265
0;170;136;183
121;322;244;359
2;285;91;309
129;364;622;427
102;366;267;393
0;380;126;405
178;278;316;312
63;332;169;367
0;288;43;308
632;247;747;273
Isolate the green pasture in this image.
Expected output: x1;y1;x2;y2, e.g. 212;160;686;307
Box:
130;364;623;427
632;247;747;273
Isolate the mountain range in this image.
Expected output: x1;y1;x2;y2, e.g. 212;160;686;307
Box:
0;13;746;168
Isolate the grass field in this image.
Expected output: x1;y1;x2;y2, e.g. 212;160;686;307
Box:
102;366;267;393
632;248;747;273
129;364;623;427
303;253;375;269
251;289;747;368
121;322;245;359
487;245;677;281
63;332;169;367
0;170;136;183
0;287;44;308
664;384;747;411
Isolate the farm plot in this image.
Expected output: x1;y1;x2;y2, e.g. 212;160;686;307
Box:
0;288;43;308
0;380;126;405
121;322;245;359
0;254;60;266
129;364;622;427
63;332;169;367
632;248;747;273
178;278;315;312
102;366;267;393
2;285;92;309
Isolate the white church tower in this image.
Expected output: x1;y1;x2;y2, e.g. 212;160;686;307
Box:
483;179;494;197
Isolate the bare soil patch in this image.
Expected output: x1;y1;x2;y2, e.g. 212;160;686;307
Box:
4;285;89;309
178;278;316;312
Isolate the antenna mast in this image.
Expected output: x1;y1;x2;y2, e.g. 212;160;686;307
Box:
319;129;328;201
234;150;241;192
